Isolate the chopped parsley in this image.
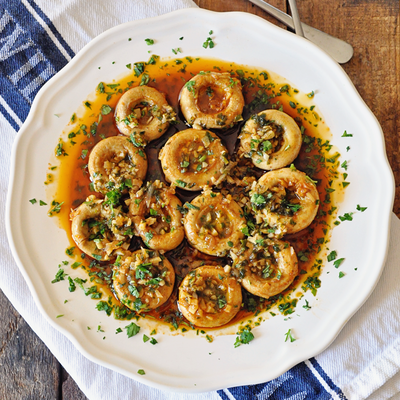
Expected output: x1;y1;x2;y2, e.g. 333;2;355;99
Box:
65;246;75;256
234;329;254;348
339;212;354;222
133;62;144;77
303;300;311;310
284;329;296;342
68;276;76;292
185;80;196;94
96;301;113;316
203;37;215;49
125;322;140;338
327;251;337;262
184;202;200;210
55;142;67;157
144;231;153;244
100;105;112;115
342;130;353;137
140;74;150;86
97;82;105;93
175;180;187;188
51;268;66;283
333;258;345;268
71;261;82;269
251;193;266;205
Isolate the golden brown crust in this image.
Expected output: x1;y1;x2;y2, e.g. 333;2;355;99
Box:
115;86;176;144
231;239;298;298
180;72;244;130
129;181;184;251
113;249;175;312
88;136;147;194
250;168;319;235
183;191;247;257
178;266;242;328
239;110;302;170
70;195;133;261
159;128;230;191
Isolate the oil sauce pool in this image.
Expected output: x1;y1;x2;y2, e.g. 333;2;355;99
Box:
49;56;342;332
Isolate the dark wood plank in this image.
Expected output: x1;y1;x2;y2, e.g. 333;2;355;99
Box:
0;289;60;399
61;368;88;400
295;0;400;218
195;0;288;23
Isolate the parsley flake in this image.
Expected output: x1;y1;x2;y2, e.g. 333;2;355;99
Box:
339;212;354;222
303;300;311;310
284;329;296;342
100;105;112;115
52;268;66;284
327;251;337;262
143;334;150;343
342;130;353;137
307;91;315;98
203;37;215;49
334;258;345;268
125;322;140;338
175;179;187;188
234;329;254;348
144;231;153;244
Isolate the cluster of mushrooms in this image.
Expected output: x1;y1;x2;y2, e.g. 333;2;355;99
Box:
70;71;320;328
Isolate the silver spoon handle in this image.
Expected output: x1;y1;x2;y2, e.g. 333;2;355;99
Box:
288;0;304;37
248;0;354;64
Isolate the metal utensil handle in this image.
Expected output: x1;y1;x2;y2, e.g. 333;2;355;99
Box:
288;0;304;37
248;0;354;64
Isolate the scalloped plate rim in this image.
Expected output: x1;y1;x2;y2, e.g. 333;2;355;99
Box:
5;8;395;393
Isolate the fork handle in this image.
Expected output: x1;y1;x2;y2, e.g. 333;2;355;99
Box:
248;0;354;64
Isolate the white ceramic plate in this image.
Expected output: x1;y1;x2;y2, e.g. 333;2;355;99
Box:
6;8;394;392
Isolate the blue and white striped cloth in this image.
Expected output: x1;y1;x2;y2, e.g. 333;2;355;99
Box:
1;1;400;399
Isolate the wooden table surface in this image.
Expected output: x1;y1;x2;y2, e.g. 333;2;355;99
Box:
1;1;399;398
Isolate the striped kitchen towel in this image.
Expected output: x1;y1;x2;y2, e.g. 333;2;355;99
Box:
0;1;399;399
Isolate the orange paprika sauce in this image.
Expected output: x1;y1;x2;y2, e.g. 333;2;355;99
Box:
51;56;341;332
